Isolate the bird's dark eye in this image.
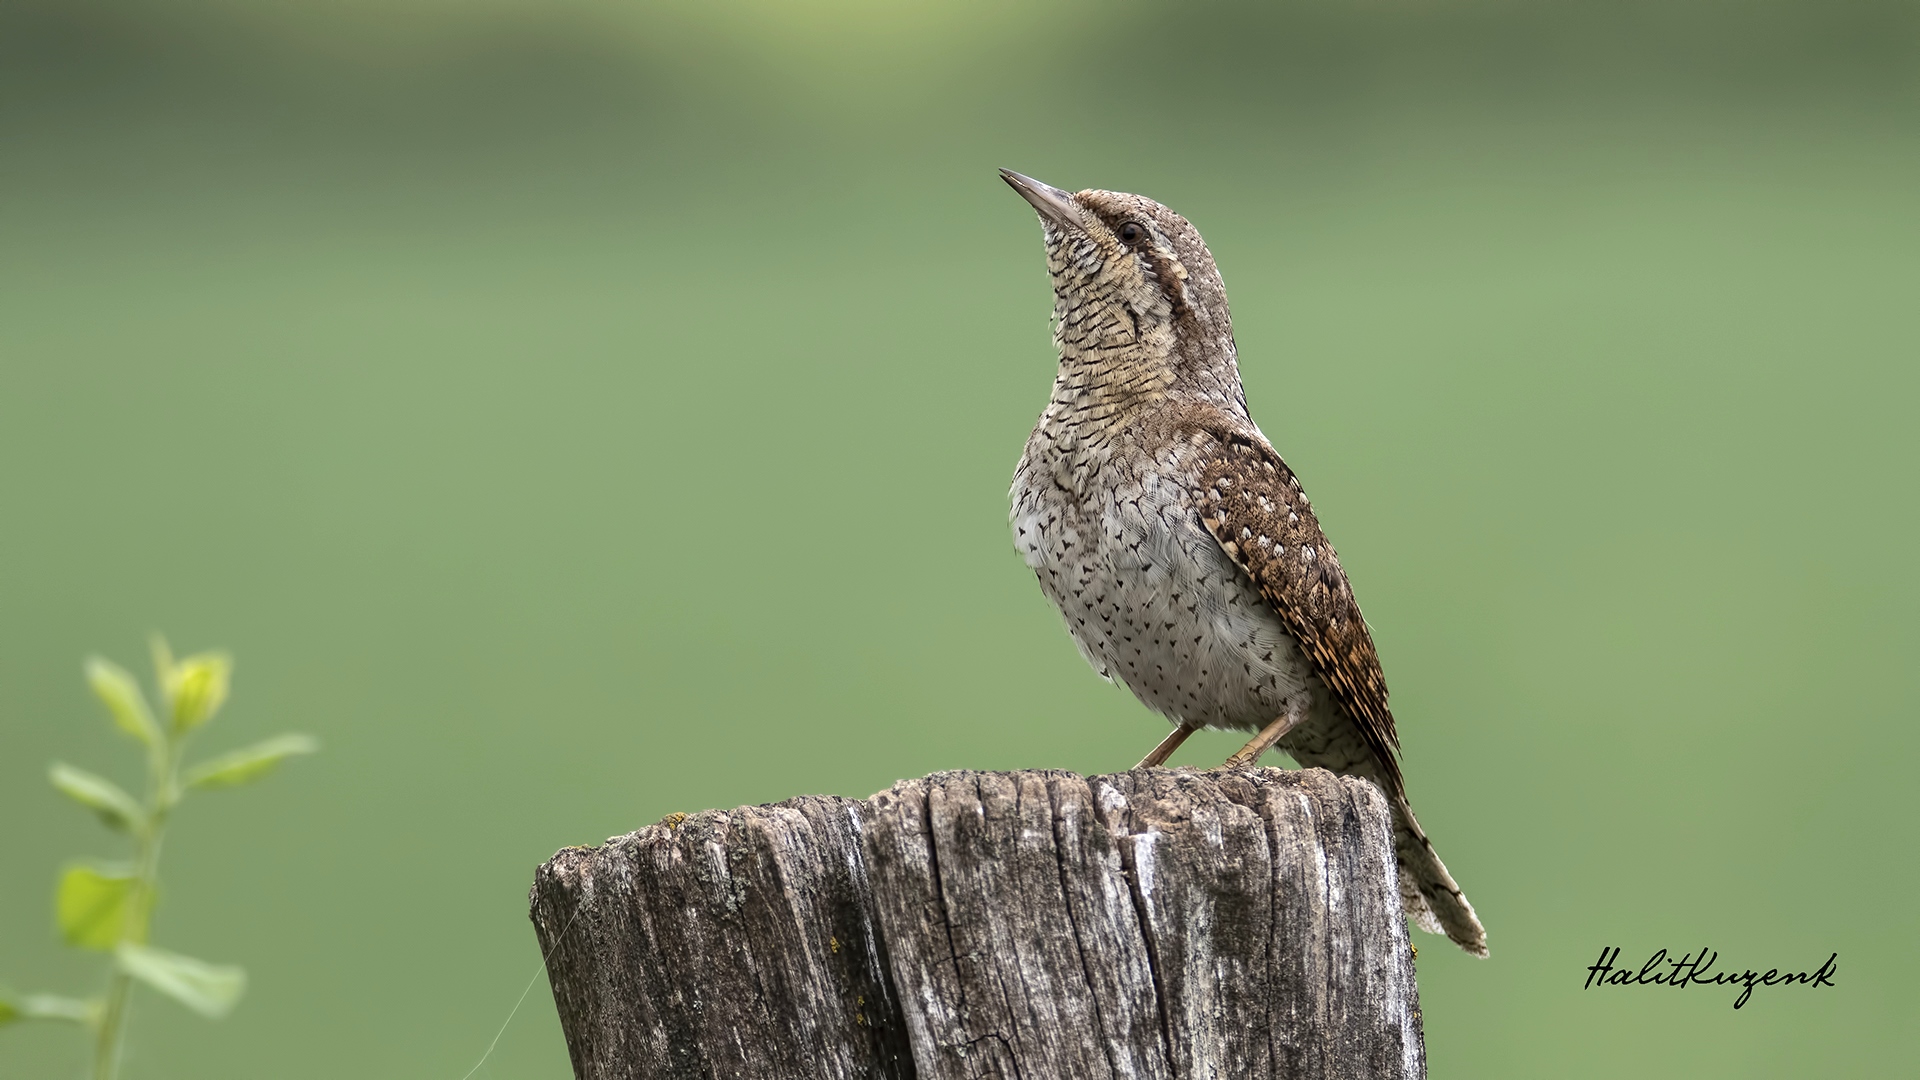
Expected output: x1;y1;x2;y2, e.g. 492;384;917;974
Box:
1116;221;1146;245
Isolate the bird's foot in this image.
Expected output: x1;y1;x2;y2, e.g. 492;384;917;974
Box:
1135;723;1198;769
1221;709;1303;769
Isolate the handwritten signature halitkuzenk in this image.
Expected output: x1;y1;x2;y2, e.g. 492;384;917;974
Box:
1583;947;1837;1009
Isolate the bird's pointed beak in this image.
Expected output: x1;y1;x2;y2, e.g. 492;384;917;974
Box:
1000;169;1085;232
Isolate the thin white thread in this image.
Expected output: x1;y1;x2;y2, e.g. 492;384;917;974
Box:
459;889;591;1080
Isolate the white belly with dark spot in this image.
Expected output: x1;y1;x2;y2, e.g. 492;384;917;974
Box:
1013;466;1316;732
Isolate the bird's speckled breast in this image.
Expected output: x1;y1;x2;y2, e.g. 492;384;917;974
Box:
1011;453;1317;733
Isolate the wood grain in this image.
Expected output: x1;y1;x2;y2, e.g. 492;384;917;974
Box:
530;768;1425;1079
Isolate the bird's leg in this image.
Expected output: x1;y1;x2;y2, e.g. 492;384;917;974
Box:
1222;700;1307;769
1136;723;1199;769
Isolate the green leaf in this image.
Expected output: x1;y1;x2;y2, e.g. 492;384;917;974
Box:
21;994;97;1024
86;657;161;749
49;763;145;833
149;634;175;686
164;651;233;733
55;864;145;951
115;944;244;1019
183;734;318;790
0;996;13;1026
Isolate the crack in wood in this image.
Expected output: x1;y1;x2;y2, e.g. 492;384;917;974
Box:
530;768;1424;1079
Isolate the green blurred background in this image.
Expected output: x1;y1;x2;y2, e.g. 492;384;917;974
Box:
2;1;1914;1076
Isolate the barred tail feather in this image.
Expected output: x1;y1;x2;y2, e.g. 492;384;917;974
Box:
1391;793;1487;957
1275;713;1487;955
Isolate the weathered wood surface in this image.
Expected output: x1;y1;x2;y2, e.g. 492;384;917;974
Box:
530;768;1425;1080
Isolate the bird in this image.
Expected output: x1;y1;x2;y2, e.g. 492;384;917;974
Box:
1000;169;1487;957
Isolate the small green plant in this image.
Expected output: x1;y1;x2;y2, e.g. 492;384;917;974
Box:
0;638;316;1080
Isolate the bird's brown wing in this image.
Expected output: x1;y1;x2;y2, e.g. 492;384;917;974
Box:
1179;424;1404;791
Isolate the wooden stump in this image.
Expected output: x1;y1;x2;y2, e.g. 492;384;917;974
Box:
529;768;1425;1079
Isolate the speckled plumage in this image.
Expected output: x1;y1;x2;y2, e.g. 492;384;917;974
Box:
1002;171;1487;956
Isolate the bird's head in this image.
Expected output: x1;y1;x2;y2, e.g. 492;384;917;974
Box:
1000;169;1241;406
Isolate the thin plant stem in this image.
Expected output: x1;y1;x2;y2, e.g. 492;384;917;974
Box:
92;725;177;1080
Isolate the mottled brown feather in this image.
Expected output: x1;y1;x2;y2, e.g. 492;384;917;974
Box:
1177;425;1405;793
